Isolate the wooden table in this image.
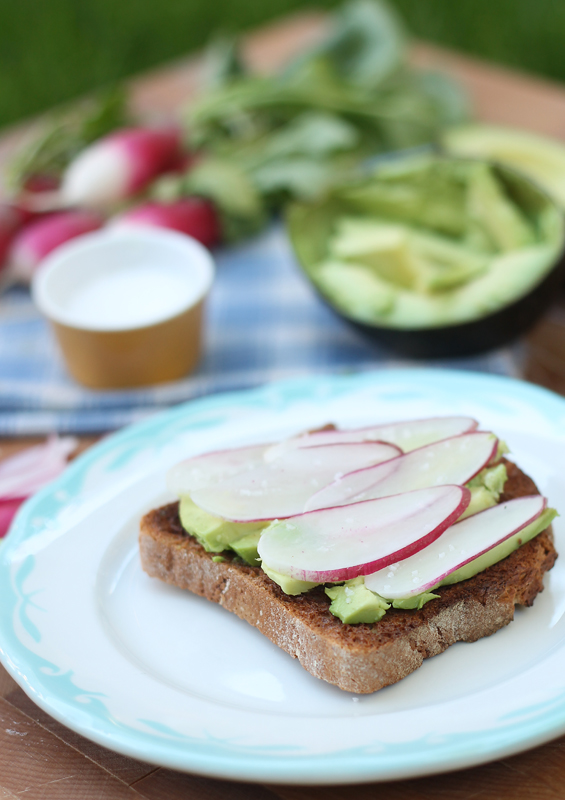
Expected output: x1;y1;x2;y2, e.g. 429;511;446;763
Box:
2;12;565;798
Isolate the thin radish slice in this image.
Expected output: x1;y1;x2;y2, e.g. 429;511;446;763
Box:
0;436;76;499
167;443;270;495
264;416;478;461
305;432;497;512
257;485;470;583
0;497;25;538
189;442;401;522
364;495;546;599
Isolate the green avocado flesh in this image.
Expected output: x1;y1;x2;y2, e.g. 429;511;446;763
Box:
178;496;266;565
443;124;565;208
287;155;563;329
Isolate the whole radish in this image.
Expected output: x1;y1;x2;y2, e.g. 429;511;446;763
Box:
0;203;29;269
9;210;104;283
113;197;220;247
61;127;183;209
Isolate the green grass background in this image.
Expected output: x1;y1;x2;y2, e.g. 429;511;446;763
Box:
1;0;564;130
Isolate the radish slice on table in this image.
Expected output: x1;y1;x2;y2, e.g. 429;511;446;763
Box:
258;485;471;583
305;432;498;512
0;436;76;498
167;443;272;495
364;495;547;598
188;442;401;522
264;416;478;462
0;436;76;537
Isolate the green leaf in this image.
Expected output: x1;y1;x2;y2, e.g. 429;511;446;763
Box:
286;0;407;90
257;112;359;160
203;35;247;90
183;156;266;241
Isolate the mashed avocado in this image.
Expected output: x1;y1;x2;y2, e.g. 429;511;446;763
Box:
179;495;267;564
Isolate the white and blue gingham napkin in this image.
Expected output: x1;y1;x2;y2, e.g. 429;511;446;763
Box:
0;225;522;435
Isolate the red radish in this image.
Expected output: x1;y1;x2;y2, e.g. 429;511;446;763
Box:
23;174;61;194
257;485;471;583
61;127;183;208
264;416;479;462
189;442;401;522
0;497;26;538
9;210;104;283
364;495;546;598
0;203;28;268
113;198;220;248
305;432;498;512
0;436;76;537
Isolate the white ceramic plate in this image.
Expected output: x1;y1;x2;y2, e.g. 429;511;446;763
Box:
1;368;565;785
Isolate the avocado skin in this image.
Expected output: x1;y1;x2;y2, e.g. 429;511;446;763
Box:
340;247;565;357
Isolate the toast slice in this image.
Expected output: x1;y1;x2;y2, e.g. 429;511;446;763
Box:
139;460;557;694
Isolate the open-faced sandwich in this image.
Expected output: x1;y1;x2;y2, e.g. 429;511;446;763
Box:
139;416;557;694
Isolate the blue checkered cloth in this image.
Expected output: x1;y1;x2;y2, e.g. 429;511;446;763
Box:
0;224;522;435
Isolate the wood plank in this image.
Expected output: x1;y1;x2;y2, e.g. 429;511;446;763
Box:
3;684;155;786
269;738;565;799
0;697;142;798
412;43;565;138
0;666;17;702
133;769;281;800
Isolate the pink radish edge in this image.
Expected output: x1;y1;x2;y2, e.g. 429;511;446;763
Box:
313;431;499;498
407;495;547;594
272;485;472;584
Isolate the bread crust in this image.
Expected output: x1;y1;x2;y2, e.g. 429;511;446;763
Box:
139;459;557;693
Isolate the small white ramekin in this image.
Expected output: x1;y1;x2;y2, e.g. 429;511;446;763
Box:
32;227;215;389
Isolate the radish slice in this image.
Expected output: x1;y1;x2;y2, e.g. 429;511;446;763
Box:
0;498;25;538
257;485;471;582
305;432;497;512
364;495;546;598
167;443;270;495
264;416;478;461
0;436;76;499
188;442;401;522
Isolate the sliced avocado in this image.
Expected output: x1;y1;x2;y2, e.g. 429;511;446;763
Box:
261;563;319;595
459;486;497;520
325;578;390;623
443;123;565;207
390;592;440;610
468;462;507;495
330;218;419;288
179;495;267;553
341;156;470;236
459;462;508;519
231;530;262;566
408;228;489;291
289;153;564;338
315;260;397;320
466;163;535;252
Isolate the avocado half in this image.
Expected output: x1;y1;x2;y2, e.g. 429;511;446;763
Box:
286;156;565;358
